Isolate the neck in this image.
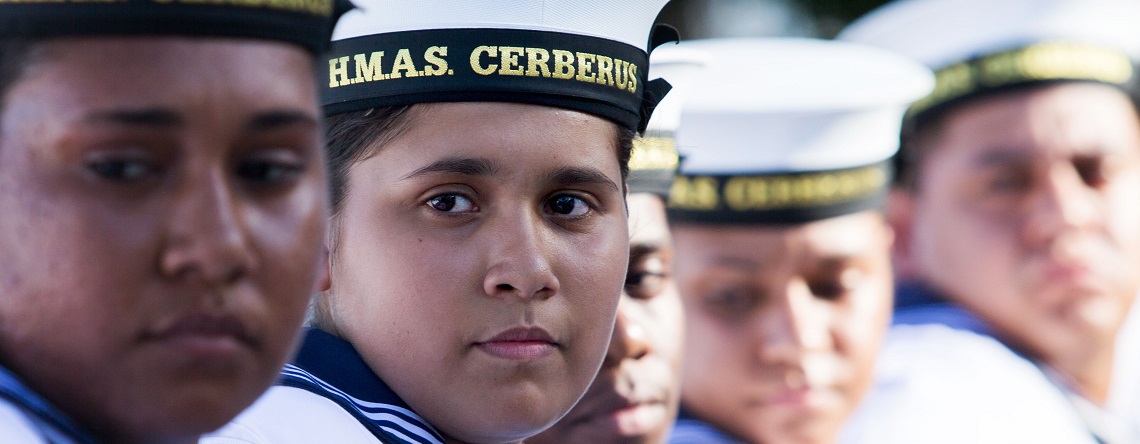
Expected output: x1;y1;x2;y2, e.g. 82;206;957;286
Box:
1044;339;1116;405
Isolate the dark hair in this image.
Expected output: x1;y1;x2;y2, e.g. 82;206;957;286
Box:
0;40;39;113
896;82;1140;192
324;104;636;218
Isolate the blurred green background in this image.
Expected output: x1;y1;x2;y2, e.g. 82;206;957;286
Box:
657;0;895;40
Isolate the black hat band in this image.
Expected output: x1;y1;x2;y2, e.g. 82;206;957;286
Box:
322;28;661;131
0;0;347;54
667;161;891;225
909;42;1133;118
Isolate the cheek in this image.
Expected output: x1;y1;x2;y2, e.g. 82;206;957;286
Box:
681;311;746;391
833;294;890;396
913;194;1022;286
648;293;686;367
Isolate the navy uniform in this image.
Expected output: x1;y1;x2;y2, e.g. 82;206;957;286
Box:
204;0;673;442
838;0;1140;443
0;3;344;443
661;38;933;443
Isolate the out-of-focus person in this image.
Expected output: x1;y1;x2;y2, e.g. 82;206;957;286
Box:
839;0;1140;442
664;38;933;444
528;48;705;444
0;2;345;443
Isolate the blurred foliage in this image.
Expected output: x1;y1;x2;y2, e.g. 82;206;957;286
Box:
800;0;893;37
656;0;894;39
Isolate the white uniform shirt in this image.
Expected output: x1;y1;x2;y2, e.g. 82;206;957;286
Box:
0;398;48;443
840;322;1098;444
203;386;381;444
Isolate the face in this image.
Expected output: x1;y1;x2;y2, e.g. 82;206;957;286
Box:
530;193;684;444
673;212;893;444
902;83;1140;379
326;102;629;444
0;39;327;443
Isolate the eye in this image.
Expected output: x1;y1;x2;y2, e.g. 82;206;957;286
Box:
546;194;591;217
236;158;304;186
426;193;477;213
706;287;759;318
808;267;865;301
986;169;1032;194
625;255;670;300
1073;156;1107;188
87;156;158;182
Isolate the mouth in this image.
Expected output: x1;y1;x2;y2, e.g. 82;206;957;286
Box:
600;400;670;437
143;313;257;358
474;326;558;360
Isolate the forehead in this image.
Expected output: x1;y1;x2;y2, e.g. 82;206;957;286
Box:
671;211;887;272
929;83;1140;166
6;37;316;118
627;192;669;247
359;102;623;182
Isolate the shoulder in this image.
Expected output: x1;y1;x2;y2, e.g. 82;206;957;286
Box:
839;323;1095;444
202;386;377;444
0;399;47;444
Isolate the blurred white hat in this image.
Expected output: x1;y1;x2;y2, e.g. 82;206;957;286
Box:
839;0;1140;116
665;37;934;224
629;46;708;196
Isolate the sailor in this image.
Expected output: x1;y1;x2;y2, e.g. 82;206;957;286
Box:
0;2;346;444
662;38;933;444
205;0;674;443
839;0;1140;442
528;48;706;444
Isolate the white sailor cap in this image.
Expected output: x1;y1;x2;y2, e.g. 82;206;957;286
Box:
628;47;707;196
839;0;1140;118
323;0;674;132
666;38;934;225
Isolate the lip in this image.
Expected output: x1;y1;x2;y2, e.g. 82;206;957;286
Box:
754;386;837;415
602;401;670;437
474;326;558;360
144;313;257;358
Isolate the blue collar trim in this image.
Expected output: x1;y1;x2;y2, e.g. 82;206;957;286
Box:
279;328;444;444
0;364;98;444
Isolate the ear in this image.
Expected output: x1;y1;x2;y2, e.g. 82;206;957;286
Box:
317;243;332;292
887;188;919;282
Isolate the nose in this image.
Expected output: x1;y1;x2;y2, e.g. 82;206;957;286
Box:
602;300;653;368
757;278;829;364
1024;164;1099;246
160;169;254;287
482;210;559;300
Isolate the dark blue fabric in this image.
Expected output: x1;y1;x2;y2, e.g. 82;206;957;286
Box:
668;408;744;444
279;328;444;444
0;365;98;444
892;281;993;335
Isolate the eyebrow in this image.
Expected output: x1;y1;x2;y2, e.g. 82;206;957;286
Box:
83;108;319;131
248;110;320;131
547;166;620;193
85;108;182;127
711;255;765;272
401;156;498;181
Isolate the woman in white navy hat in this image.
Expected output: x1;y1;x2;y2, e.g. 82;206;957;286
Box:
0;2;346;444
841;0;1140;442
656;37;932;444
206;1;675;443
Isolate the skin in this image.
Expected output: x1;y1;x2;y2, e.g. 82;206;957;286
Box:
0;38;327;444
893;83;1140;403
530;193;685;444
673;212;894;444
322;102;629;444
